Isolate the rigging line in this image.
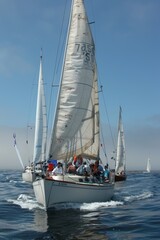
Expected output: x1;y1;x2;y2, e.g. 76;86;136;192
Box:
88;0;96;41
47;0;68;132
55;28;68;76
26;69;37;144
100;127;108;161
96;63;116;150
88;0;116;151
101;90;116;150
85;1;109;163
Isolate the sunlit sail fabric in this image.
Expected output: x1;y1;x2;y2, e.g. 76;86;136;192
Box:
49;0;100;160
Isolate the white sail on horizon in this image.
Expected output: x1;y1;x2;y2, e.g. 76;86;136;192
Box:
115;107;126;174
146;158;151;173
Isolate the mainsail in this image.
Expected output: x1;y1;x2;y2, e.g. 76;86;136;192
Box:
115;107;126;174
33;55;47;164
49;0;99;161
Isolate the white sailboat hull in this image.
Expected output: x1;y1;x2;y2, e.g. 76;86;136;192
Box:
22;171;36;183
22;169;42;183
33;175;114;209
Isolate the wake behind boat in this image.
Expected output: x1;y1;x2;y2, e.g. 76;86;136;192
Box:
33;0;114;210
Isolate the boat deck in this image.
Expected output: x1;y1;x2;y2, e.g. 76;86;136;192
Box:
45;173;114;185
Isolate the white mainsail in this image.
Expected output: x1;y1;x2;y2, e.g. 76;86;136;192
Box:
33;55;47;164
49;0;99;161
115;107;126;175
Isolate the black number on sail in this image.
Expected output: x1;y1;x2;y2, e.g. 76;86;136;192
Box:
75;43;95;69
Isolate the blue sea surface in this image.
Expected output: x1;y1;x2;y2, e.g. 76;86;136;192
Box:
0;170;159;239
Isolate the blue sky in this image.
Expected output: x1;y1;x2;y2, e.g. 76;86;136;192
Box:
0;0;160;170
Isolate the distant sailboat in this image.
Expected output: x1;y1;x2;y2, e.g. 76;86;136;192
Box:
115;107;127;182
146;158;151;173
15;53;47;183
24;53;47;182
13;133;25;170
33;0;115;210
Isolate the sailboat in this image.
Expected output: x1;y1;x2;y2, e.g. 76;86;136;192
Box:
146;158;151;173
33;0;114;209
22;53;47;183
115;107;127;182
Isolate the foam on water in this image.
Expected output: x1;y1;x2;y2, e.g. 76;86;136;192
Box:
124;191;153;202
9;179;26;185
80;200;123;211
53;200;123;211
7;194;45;210
8;193;123;212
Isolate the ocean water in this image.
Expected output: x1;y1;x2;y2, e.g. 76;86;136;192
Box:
0;170;159;240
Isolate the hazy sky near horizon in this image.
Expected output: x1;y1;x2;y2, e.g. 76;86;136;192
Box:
0;0;160;170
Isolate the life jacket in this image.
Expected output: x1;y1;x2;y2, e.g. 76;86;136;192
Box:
48;163;54;171
73;155;78;164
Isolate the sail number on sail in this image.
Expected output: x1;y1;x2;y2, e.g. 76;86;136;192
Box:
75;43;95;69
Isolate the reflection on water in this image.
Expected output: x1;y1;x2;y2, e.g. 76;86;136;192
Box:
33;209;48;233
47;208;110;240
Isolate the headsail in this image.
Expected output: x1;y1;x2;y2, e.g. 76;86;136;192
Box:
49;0;99;161
33;54;47;164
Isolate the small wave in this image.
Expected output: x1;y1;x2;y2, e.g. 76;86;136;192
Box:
9;179;26;184
7;194;45;210
124;191;153;202
9;180;18;183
